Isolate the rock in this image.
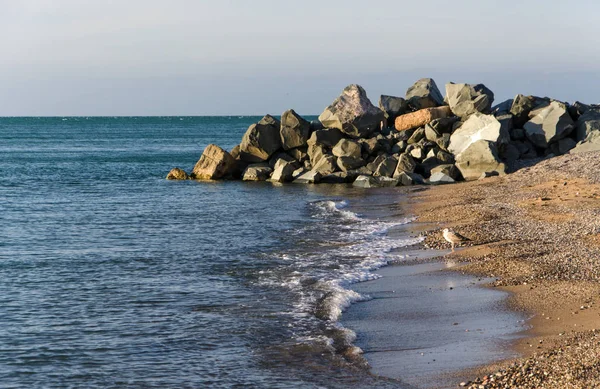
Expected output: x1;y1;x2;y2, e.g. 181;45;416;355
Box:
455;140;505;181
280;109;311;150
292;167;306;180
287;147;309;162
166;167;189;180
307;143;327;167
405;78;445;110
293;170;322;184
366;155;386;171
307;128;344;147
376;177;400;187
500;143;520;163
417;156;440;178
394;106;452;132
407;127;426;144
449;113;509;156
337;156;366;172
445;83;494;117
436;149;454;164
510;94;549;128
373;156;398;177
511;128;526;141
319;84;385;138
240;115;282;162
310;120;325;132
479;171;500;179
397;171;425;186
379;95;408;127
321;172;352;184
230;145;241;159
352;175;379;188
192;144;237;180
575;109;600;141
430;164;461;180
430;117;459;134
392;140;407;154
523;101;575;148
332;139;362;158
514;139;538;159
268;152;297;169
410;147;425;160
313;155;338;175
393;154;417;177
361;137;380;155
424;123;441;142
570;131;600;154
428;172;455;184
557;137;577;155
491;98;514;116
436;133;451;151
242;164;273;181
269;159;296;182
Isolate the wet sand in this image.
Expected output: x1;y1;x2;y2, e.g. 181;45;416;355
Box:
342;257;525;389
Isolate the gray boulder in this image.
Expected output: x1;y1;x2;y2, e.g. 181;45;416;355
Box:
523;101;575;148
352;175;379;188
373;156;398;177
570;131;600;154
287;147;309;163
280;109;311;150
445;83;494;118
294;170;322;184
319;84;385;138
430;164;461;180
307;128;344;147
242;164;273;181
240;115;282;162
332;139;362;159
313;155;338;175
449;113;509;156
455;140;505;181
407;127;426;144
269;159;297;182
510;95;549;128
307;143;327;167
321;172;353;184
192;144;237;180
393;154;417;177
575;109;600;141
428;172;455;184
436;149;454;163
337;156;365;172
556;138;577;155
406;78;444;110
379;95;408;127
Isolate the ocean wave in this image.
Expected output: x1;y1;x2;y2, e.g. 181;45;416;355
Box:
255;198;423;364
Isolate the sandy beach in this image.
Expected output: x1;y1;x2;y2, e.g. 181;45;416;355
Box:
409;151;600;388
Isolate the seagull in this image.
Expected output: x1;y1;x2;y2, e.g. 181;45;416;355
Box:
442;228;471;252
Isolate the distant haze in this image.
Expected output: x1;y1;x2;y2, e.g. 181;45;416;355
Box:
1;0;599;116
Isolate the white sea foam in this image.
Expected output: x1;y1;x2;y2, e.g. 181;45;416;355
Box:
256;198;423;358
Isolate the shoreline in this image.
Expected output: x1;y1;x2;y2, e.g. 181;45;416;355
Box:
407;151;600;388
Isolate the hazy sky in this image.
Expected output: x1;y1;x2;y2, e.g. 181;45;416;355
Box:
1;0;599;116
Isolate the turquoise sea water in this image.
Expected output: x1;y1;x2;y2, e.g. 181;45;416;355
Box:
1;117;419;388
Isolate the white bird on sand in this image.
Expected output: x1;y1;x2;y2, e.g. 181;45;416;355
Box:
442;228;471;252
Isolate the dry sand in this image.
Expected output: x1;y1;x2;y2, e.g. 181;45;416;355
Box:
409;151;600;388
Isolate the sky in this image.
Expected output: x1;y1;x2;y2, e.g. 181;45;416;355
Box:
1;0;599;116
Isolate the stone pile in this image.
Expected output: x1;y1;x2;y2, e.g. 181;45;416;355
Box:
167;79;600;187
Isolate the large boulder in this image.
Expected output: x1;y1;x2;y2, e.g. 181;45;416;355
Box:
319;84;385;138
523;101;575;148
393;154;417;177
313;155;338;175
445;83;494;118
166;168;189;180
455;140;505;181
448;113;510;156
294;170;322;184
570;131;600;154
510;95;550;128
269;159;297;183
337;156;365;172
394;106;452;132
280;109;311;150
373;156;398;177
332;139;361;158
379;95;408;127
405;78;445;110
192;144;237;180
352;175;380;188
575;109;600;141
307;128;344;148
240;115;282;162
242;164;273;181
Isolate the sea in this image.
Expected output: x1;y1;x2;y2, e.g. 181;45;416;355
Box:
0;117;424;389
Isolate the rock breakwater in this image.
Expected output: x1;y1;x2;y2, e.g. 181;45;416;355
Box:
168;79;600;187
